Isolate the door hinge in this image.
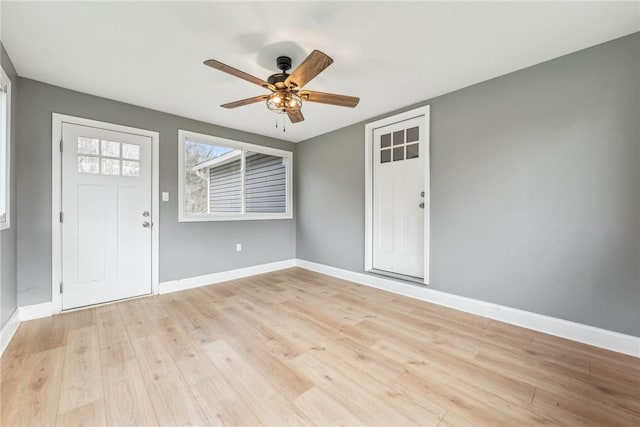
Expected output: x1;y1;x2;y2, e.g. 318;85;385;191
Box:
59;212;63;223
59;282;63;294
60;139;63;152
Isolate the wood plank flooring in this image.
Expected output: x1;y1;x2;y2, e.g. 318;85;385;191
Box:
1;268;639;426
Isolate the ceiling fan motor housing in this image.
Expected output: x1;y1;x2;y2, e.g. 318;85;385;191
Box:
277;56;292;71
268;56;293;87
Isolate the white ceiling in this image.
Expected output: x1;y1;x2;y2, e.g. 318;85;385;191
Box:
1;1;638;143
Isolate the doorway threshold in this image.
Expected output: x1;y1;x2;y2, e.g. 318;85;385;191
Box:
369;269;425;285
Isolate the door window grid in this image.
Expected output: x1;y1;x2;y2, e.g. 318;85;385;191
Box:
77;137;140;176
380;126;419;163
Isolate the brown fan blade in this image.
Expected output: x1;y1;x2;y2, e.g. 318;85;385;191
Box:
221;95;270;109
287;110;305;123
204;59;275;91
284;50;333;89
299;90;360;108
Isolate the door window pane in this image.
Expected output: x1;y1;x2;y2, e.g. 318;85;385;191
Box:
380;133;391;148
393;146;404;161
122;160;140;177
78;156;99;174
122;143;140;160
101;140;120;158
101;158;120;175
406;143;419;159
406;126;419;143
78;137;99;155
381;149;391;163
393;130;404;145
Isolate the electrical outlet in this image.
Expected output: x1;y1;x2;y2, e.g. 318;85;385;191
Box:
236;243;242;252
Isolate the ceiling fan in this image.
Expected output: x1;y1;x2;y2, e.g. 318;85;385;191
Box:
204;50;360;124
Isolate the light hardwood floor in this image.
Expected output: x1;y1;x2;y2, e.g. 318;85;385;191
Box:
1;268;639;426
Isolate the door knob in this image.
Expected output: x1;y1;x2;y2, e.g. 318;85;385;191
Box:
142;211;150;217
420;191;425;197
142;221;151;228
419;202;425;209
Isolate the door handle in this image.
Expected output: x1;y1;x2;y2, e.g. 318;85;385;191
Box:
142;211;150;217
420;191;425;197
419;202;425;209
142;221;151;228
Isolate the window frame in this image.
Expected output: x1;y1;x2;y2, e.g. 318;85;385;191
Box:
0;65;11;231
178;129;293;222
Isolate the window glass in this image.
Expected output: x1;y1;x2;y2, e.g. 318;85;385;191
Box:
185;140;237;215
393;130;404;145
122;160;140;177
101;140;120;157
381;149;391;163
380;133;391;148
101;158;120;175
179;131;292;220
0;69;10;228
78;156;100;174
406;143;419;159
393;146;404;161
245;151;287;214
77;138;140;177
78;137;99;155
406;126;419;143
122;143;140;160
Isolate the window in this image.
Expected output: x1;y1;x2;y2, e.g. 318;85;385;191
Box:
178;130;293;221
379;126;419;164
77;137;140;177
0;66;11;230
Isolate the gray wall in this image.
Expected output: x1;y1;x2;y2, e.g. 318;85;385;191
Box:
0;43;18;328
296;33;640;336
16;78;296;306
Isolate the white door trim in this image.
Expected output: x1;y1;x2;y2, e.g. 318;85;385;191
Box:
364;106;431;284
51;113;160;314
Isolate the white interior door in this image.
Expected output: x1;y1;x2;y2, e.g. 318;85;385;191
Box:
372;116;426;279
61;122;152;310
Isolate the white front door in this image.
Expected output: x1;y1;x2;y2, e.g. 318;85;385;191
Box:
372;116;426;279
61;123;152;310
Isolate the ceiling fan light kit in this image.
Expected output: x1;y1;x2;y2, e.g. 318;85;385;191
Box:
204;50;360;126
266;91;302;114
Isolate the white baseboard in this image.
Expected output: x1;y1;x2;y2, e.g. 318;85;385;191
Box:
159;259;297;294
19;301;54;321
295;259;640;358
0;308;20;357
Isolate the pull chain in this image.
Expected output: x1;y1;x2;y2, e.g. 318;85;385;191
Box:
274;115;286;133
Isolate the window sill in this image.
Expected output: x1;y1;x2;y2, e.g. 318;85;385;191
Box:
179;213;293;222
